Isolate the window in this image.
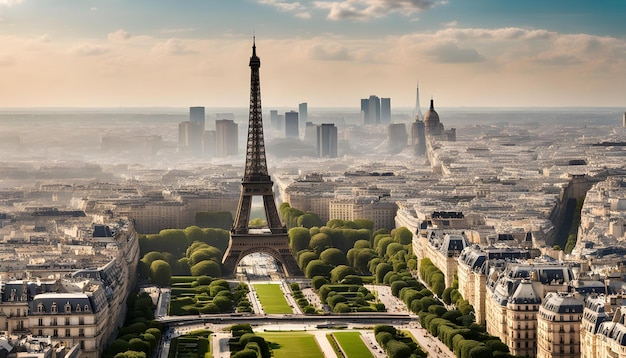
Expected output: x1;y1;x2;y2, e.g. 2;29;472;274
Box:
38;318;43;326
38;329;42;336
79;328;84;337
37;303;44;313
65;303;71;313
65;329;70;337
65;318;70;325
76;304;81;312
53;329;58;337
51;303;58;313
52;318;57;326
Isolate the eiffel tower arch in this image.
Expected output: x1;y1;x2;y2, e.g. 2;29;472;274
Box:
222;39;302;277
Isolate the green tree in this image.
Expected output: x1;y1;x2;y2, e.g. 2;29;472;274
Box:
289;227;311;253
298;251;318;271
297;212;323;228
309;233;333;254
305;259;332;279
375;263;393;284
393;227;413;245
190;247;223;266
320;248;348;266
190;260;221;277
330;265;356;283
149;260;171;286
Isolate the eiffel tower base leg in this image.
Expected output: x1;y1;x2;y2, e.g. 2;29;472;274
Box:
222;233;303;277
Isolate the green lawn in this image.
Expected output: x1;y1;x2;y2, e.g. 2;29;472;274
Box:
259;332;324;358
333;331;373;358
253;284;293;314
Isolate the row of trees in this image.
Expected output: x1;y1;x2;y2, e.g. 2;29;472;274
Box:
138;226;230;258
228;324;271;358
419;258;446;297
279;202;323;229
139;241;224;285
289;283;316;314
168;277;249;315
374;325;426;358
103;292;163;358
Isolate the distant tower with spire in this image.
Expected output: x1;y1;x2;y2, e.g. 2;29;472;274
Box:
413;80;424;121
410;81;426;155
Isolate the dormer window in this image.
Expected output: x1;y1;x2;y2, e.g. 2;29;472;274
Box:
51;303;58;313
37;303;45;313
76;304;81;312
84;305;90;312
65;302;72;313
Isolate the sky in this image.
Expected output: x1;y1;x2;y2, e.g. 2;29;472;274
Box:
1;0;626;108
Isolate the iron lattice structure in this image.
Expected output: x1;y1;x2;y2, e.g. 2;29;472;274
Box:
232;39;285;235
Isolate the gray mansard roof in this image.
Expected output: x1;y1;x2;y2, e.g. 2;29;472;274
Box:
29;291;107;314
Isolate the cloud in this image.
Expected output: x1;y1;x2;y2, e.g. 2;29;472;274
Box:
151;39;197;56
258;0;436;20
160;28;196;34
426;42;484;63
314;0;436;21
69;42;109;56
0;0;23;6
442;20;457;27
308;43;353;61
108;29;131;41
257;0;312;19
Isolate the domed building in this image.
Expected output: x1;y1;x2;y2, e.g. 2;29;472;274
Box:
424;98;443;136
423;97;456;141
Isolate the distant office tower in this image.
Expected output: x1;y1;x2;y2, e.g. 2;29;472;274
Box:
299;102;308;126
381;97;391;124
304;122;317;145
285;111;299;138
178;120;203;156
317;123;338;158
388;123;408;153
215;119;238;157
216;113;235;121
410;120;426;156
270;110;279;130
190;106;205;130
203;130;216;156
361;95;381;125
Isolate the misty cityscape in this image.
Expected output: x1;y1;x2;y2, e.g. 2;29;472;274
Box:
2;1;626;358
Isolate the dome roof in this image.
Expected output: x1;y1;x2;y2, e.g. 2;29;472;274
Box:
423;98;439;124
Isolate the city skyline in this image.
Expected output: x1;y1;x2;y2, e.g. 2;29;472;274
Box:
1;1;625;108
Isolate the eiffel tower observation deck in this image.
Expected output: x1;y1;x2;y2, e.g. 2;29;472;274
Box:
222;38;302;277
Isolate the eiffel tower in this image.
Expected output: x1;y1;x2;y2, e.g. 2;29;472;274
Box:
222;38;302;277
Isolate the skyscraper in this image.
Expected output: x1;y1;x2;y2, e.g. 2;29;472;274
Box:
299;102;308;126
361;95;381;125
317;123;338;158
215;119;238;157
178;120;203;156
285;111;299;138
381;97;391;124
189;106;206;130
270;110;279;130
